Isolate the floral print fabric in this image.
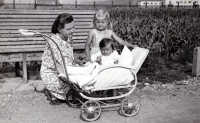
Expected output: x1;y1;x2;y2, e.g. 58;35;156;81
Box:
40;34;74;100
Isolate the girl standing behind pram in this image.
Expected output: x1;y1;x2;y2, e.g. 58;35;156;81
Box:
85;9;137;61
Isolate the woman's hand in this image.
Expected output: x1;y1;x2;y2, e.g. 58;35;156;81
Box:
74;58;87;66
85;56;91;62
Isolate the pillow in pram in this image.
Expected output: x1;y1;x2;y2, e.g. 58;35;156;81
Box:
118;46;133;66
131;47;149;73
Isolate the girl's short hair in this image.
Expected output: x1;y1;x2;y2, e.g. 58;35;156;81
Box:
51;13;74;34
93;9;113;30
99;38;114;50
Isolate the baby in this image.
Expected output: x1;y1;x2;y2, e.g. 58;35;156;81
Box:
90;38;120;66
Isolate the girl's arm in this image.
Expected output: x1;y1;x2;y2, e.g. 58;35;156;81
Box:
111;31;137;48
85;31;93;61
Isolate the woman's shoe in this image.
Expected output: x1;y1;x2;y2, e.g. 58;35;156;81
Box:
43;88;52;101
50;99;63;105
43;88;63;105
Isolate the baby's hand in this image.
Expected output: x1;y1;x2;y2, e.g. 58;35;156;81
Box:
114;60;119;64
96;56;102;65
96;56;101;61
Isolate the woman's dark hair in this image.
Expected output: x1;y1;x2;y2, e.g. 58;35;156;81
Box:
51;13;74;34
99;38;114;50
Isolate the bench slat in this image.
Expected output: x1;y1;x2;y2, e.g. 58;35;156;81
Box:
0;37;45;41
0;47;45;53
0;18;93;22
0;29;92;34
0;40;87;44
0;34;52;38
0;10;95;15
0;43;85;53
0;14;94;18
0;25;93;30
0;41;46;45
0;40;86;44
0;45;45;49
0;35;88;41
0;32;89;37
0;22;92;26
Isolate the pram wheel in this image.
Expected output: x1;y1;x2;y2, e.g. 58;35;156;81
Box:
81;100;101;122
66;89;82;108
120;97;140;117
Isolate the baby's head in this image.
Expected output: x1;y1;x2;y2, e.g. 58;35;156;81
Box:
99;38;114;56
93;9;112;30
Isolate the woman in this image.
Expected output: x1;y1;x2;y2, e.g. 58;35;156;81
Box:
40;13;77;105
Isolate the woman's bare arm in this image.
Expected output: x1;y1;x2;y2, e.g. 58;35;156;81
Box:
111;31;137;48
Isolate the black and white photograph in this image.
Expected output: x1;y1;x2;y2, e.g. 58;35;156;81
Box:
0;0;200;123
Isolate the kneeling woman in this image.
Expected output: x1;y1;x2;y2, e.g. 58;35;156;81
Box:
40;13;79;105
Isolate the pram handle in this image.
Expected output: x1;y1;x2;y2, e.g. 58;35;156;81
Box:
18;29;40;36
18;29;70;85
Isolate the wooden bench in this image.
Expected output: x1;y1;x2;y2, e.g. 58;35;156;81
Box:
0;9;95;83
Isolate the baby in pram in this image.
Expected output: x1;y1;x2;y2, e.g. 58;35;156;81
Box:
58;38;146;90
57;38;123;89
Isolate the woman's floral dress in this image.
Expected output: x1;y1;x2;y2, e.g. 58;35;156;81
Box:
40;34;74;100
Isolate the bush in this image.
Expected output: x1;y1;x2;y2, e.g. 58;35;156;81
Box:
109;7;199;83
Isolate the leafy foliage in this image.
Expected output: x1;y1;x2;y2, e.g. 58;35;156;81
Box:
109;7;200;83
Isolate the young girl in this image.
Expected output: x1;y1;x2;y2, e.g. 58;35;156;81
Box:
85;9;137;61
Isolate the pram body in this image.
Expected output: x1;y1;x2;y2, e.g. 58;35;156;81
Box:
19;29;149;122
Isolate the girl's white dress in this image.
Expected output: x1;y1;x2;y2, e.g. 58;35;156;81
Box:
90;29;113;55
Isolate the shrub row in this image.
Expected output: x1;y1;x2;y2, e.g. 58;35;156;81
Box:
109;7;200;83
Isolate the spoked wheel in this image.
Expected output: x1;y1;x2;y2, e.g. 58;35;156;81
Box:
66;89;82;108
120;97;140;117
81;100;101;122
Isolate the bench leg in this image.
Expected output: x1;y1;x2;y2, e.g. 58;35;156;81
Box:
15;62;20;77
22;53;28;83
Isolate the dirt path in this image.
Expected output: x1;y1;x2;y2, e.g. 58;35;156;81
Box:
0;78;200;123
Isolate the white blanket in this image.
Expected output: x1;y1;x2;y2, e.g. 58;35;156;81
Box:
69;47;149;89
69;64;133;89
94;65;134;89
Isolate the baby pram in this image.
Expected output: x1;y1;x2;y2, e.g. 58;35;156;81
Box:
19;29;149;122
